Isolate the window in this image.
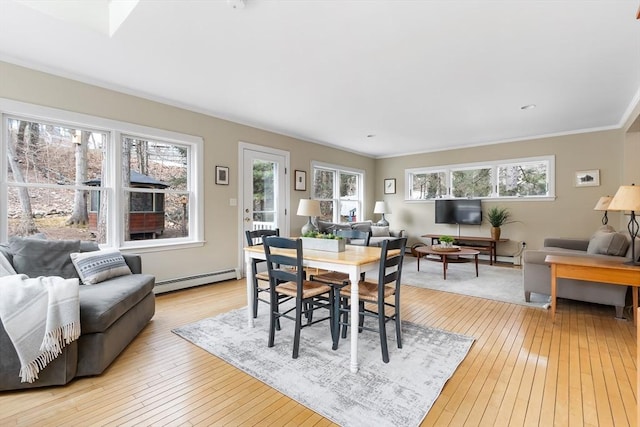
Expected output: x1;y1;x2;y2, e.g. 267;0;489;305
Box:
405;156;555;201
1;100;203;249
311;161;364;223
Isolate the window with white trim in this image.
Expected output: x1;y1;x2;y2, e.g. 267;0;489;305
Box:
311;161;364;223
405;155;555;200
1;100;203;249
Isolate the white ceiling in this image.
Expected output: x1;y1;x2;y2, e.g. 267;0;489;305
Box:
1;0;639;158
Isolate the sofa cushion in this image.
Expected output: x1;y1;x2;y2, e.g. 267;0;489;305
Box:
9;238;80;279
625;236;640;261
371;226;390;237
78;273;155;334
71;249;132;285
350;221;373;233
587;230;629;256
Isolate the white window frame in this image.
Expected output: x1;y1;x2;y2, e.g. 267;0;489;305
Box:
311;161;365;223
0;98;204;251
405;155;555;202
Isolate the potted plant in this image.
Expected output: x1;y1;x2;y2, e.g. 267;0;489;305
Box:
439;235;455;248
486;206;511;240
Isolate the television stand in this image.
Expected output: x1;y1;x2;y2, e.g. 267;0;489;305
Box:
422;234;509;265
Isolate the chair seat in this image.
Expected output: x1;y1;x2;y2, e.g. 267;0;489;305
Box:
341;280;396;303
255;272;270;281
312;271;349;285
276;280;333;299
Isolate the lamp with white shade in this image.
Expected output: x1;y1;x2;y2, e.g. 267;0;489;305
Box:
297;199;321;235
374;201;390;226
593;195;613;225
607;184;640;265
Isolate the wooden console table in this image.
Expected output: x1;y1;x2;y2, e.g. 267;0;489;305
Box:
545;254;640;324
422;234;508;265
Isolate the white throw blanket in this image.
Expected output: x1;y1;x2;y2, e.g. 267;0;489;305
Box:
0;274;80;383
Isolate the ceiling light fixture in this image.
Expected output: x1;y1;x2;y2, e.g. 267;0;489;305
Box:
227;0;245;9
520;104;537;110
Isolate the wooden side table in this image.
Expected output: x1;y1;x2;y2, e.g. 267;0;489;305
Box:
422;234;508;265
545;254;640;324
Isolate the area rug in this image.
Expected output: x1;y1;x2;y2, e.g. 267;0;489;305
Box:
172;306;475;427
395;257;550;308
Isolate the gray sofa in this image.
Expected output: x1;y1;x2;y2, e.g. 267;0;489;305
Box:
316;219;405;246
522;226;636;317
0;237;155;391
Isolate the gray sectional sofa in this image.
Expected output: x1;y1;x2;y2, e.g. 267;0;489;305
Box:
316;219;405;246
0;237;155;391
522;226;637;318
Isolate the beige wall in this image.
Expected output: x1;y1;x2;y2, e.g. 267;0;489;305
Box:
0;61;376;283
1;59;638;280
375;129;628;251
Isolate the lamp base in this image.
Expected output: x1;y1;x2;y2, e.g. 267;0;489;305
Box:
377;214;389;227
301;217;317;235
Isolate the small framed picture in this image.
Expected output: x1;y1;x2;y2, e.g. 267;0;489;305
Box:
294;170;306;191
216;166;229;185
384;178;396;194
575;169;600;187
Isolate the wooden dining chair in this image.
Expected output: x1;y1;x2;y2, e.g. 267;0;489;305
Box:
339;237;407;363
245;228;280;319
263;236;335;359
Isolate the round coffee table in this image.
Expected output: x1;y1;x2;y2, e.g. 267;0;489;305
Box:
414;245;480;280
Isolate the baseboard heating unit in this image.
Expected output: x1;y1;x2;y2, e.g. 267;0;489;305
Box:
154;268;240;294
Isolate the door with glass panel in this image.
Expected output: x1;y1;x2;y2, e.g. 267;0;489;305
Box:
240;146;288;273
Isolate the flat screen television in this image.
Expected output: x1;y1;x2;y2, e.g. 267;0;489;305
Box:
435;199;482;225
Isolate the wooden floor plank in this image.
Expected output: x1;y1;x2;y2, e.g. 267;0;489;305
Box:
0;264;636;427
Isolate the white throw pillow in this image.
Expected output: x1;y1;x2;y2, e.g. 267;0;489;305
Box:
70;249;132;285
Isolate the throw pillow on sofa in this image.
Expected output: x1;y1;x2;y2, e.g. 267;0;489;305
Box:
9;237;81;278
70;249;132;285
587;229;629;256
371;226;390;237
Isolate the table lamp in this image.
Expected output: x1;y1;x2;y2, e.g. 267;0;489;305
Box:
607;184;640;265
297;199;321;235
593;195;613;225
374;201;389;226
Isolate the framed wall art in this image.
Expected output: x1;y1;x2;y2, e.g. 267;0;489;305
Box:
384;178;396;194
575;169;600;187
215;165;229;185
294;170;306;191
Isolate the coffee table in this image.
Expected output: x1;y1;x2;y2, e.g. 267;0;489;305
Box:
415;245;480;280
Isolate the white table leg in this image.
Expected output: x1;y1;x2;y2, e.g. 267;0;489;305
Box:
245;253;255;328
349;267;360;373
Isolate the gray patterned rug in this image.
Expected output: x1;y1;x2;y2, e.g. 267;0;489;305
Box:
172;306;474;427
396;257;550;308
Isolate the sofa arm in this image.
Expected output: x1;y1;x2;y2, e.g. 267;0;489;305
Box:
390;230;406;238
123;254;142;274
543;238;589;251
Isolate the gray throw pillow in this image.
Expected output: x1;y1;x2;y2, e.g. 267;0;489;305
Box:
587;230;629;256
9;237;81;278
371;226;390;237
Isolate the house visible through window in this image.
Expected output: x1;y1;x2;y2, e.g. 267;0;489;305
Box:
1;101;203;249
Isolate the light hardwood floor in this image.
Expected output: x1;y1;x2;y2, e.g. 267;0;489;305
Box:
1;268;637;426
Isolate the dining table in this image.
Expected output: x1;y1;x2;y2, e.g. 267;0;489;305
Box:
243;243;397;373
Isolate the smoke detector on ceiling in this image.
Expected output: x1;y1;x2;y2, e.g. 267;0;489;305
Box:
227;0;245;9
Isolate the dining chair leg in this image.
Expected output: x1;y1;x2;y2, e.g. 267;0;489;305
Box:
379;299;390;363
268;290;277;348
395;294;402;349
341;298;349;339
330;288;340;350
253;283;259;318
292;297;303;359
358;301;365;333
